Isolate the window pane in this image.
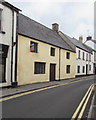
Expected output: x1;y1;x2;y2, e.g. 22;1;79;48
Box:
35;62;45;74
30;41;38;53
83;66;85;73
78;50;80;59
0;10;2;31
66;65;70;74
66;52;70;59
0;57;6;83
51;47;55;56
77;66;80;73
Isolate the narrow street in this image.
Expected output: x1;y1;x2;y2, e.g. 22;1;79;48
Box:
2;78;94;118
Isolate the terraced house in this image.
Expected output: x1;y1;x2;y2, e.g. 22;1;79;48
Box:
1;1;95;87
0;0;20;87
17;14;76;85
59;32;94;77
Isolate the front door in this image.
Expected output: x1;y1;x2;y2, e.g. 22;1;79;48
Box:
86;64;88;75
50;64;56;81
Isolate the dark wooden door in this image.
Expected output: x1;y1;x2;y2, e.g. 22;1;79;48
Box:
50;64;56;81
86;64;88;75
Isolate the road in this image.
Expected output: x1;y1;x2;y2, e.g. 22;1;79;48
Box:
2;78;94;118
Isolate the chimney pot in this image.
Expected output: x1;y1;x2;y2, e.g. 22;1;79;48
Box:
86;36;92;40
52;23;59;32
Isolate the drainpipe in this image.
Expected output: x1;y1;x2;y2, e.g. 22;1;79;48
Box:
59;48;61;81
11;10;14;87
14;13;19;87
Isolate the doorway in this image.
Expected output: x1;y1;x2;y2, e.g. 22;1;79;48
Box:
50;64;56;81
86;64;88;75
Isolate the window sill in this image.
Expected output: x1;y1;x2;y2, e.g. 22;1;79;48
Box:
0;31;6;34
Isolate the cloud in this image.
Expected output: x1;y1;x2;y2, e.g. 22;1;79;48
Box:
6;0;96;2
6;0;95;41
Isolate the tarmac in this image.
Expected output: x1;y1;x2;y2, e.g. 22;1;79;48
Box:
0;75;96;119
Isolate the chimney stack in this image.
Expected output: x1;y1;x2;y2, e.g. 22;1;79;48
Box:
52;23;59;32
79;36;83;43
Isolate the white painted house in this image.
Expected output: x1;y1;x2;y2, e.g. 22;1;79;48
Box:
0;0;20;87
59;32;94;77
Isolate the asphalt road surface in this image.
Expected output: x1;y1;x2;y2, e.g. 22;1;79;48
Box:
2;78;94;118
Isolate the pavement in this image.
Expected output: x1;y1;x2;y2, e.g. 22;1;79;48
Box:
0;75;94;98
0;75;96;119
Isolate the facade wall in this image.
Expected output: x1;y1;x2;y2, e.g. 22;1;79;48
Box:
60;49;76;79
0;3;17;87
76;47;94;76
17;35;76;85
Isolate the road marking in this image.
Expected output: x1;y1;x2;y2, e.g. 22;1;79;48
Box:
0;78;93;102
71;84;94;120
78;85;94;119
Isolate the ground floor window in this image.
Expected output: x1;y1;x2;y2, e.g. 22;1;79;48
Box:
34;62;45;74
66;65;70;74
0;57;6;83
0;44;9;83
77;65;80;73
82;66;85;73
89;65;91;71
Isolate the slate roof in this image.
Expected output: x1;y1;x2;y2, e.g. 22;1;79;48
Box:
64;34;92;53
18;14;75;52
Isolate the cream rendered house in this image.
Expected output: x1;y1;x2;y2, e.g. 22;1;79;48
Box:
17;14;76;85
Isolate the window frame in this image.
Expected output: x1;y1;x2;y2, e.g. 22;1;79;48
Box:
50;47;55;56
89;54;91;61
82;52;85;60
77;65;80;73
0;9;3;31
89;65;91;71
34;62;45;74
0;57;6;83
82;66;85;73
78;50;81;59
86;53;88;61
30;41;38;53
66;65;70;74
66;52;70;59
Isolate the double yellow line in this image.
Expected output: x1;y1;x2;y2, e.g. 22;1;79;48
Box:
71;84;94;120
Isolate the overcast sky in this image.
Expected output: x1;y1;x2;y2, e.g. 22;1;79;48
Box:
7;0;95;46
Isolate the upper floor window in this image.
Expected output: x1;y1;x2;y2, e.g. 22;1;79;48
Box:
66;52;70;59
50;47;55;56
30;41;38;53
89;54;91;61
86;53;88;61
0;9;2;31
66;65;70;74
78;50;81;59
83;52;85;60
